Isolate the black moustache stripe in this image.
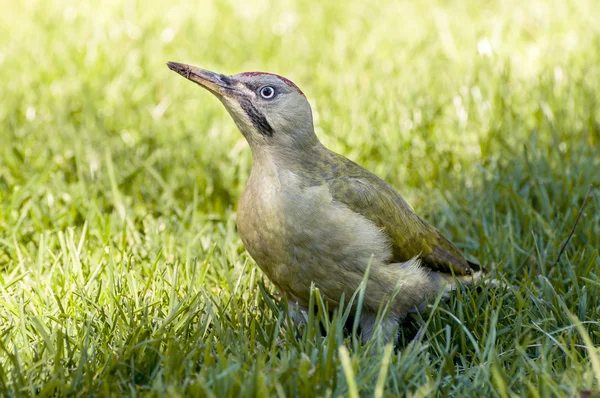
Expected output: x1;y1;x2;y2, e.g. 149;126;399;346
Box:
239;99;274;137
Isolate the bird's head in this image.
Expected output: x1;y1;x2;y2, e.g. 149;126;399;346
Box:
167;62;317;152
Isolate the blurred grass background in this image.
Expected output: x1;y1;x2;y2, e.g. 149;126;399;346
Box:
1;0;599;395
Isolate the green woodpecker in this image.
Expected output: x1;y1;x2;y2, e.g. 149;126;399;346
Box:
167;62;487;342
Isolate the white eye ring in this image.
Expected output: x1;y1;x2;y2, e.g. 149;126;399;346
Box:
260;86;276;99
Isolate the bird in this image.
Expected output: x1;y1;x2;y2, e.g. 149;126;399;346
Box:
167;61;487;343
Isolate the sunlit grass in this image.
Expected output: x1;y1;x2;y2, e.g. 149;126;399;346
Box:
1;0;599;395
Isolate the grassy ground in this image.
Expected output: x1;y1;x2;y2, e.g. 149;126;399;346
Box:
1;0;599;396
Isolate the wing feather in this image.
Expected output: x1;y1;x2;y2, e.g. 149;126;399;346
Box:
325;175;479;275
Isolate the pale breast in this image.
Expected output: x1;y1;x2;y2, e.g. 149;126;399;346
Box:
237;165;393;305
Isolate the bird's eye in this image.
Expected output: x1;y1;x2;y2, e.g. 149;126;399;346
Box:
260;86;276;99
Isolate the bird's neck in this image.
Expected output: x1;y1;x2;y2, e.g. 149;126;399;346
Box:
248;140;340;191
252;139;327;170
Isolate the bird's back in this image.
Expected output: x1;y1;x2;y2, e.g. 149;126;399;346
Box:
290;144;482;276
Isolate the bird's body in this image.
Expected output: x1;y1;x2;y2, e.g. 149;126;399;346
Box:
167;62;487;342
238;145;401;311
238;143;463;312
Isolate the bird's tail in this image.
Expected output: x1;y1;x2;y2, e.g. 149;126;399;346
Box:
430;263;507;302
467;260;489;275
431;268;486;298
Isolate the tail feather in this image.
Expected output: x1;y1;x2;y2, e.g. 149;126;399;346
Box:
467;260;489;274
424;266;493;303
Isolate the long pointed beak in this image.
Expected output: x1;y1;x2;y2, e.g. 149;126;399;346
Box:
166;62;234;96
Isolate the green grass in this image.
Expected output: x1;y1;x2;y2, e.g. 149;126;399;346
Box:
1;0;599;395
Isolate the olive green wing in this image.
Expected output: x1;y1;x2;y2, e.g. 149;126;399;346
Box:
326;175;480;275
